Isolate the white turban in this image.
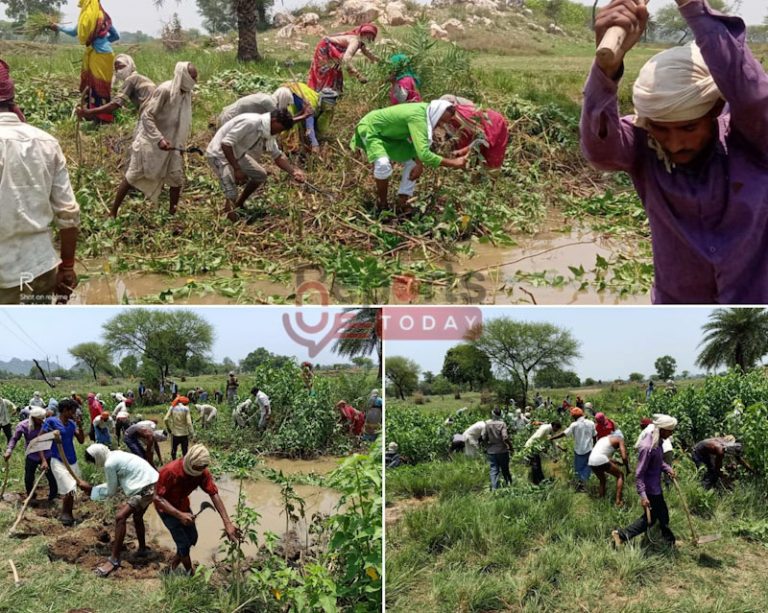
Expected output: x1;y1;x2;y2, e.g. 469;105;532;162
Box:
633;43;722;128
86;443;110;468
28;407;46;421
652;414;678;430
272;87;293;110
183;444;211;477
427;100;452;145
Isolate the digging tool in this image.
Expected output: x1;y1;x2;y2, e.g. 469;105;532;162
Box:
193;501;215;519
671;477;721;546
170;146;205;156
8;469;45;535
0;458;9;499
644;505;657;544
302;180;338;200
53;431;80;483
596;0;649;71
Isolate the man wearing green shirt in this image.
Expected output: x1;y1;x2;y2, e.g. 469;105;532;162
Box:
351;100;468;209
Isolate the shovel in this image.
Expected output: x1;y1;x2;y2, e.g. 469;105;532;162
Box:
671;477;721;546
192;501;214;519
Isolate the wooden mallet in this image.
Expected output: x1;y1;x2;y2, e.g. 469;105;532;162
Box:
596;0;650;70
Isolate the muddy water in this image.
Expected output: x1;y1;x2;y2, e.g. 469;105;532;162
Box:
74;225;650;305
145;456;343;563
443;228;650;305
70;259;290;305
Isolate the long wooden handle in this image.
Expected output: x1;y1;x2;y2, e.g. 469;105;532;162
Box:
8;470;45;535
0;459;9;498
671;477;698;545
596;0;649;70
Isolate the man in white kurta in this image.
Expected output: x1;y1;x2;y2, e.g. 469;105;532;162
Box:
111;61;197;217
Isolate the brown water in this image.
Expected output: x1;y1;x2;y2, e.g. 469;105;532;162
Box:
145;457;343;564
73;225;650;305
441;229;650;305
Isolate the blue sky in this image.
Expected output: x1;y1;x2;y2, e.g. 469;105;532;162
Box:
5;0;763;36
0;307;360;369
385;307;724;381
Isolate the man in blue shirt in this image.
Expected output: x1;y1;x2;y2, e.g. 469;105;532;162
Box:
43;399;85;525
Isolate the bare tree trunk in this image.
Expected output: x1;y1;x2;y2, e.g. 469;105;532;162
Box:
235;0;261;62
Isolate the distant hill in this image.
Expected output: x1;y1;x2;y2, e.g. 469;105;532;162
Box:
0;358;62;375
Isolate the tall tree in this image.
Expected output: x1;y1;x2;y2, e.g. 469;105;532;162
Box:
386;356;420;400
332;308;382;378
156;0;261;60
103;310;214;386
654;355;677;380
654;0;728;42
471;318;580;405
534;365;580;389
69;342;112;381
240;347;291;372
696;308;768;372
0;0;64;23
441;344;492;391
196;0;237;33
119;355;139;378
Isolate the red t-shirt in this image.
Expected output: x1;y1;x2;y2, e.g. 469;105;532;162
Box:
596;419;616;439
154;458;218;513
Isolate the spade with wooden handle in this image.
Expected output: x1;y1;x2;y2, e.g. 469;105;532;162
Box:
596;0;650;71
671;476;721;546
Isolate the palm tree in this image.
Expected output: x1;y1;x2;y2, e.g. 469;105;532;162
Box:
696;308;768;372
332;308;382;378
155;0;260;61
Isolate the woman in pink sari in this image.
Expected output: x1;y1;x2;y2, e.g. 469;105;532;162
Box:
307;23;379;93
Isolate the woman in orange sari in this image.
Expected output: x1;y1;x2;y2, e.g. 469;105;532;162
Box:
52;0;119;123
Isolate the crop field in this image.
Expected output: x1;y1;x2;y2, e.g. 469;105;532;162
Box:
0;363;382;612
385;372;768;612
2;1;725;305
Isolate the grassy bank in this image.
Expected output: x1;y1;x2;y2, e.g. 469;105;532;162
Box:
385;375;768;612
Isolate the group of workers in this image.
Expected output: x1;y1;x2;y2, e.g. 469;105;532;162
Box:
0;0;513;304
390;395;754;548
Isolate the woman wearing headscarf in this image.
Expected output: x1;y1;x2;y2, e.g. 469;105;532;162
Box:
582;0;768;304
307;23;380;93
77;54;156;121
52;0;119;123
389;54;422;105
153;444;240;575
350;100;468;209
216;86;293;128
280;81;324;153
445;100;509;170
111;62;197;218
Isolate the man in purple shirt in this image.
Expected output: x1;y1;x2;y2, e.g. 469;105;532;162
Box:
612;415;677;546
581;0;768;304
3;407;58;504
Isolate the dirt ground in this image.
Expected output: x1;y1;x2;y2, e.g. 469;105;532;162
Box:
385;496;435;526
3;488;175;580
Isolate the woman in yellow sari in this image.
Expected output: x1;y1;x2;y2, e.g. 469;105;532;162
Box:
282;82;339;154
52;0;119;123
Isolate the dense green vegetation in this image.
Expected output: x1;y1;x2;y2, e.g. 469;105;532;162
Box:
386;371;768;612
